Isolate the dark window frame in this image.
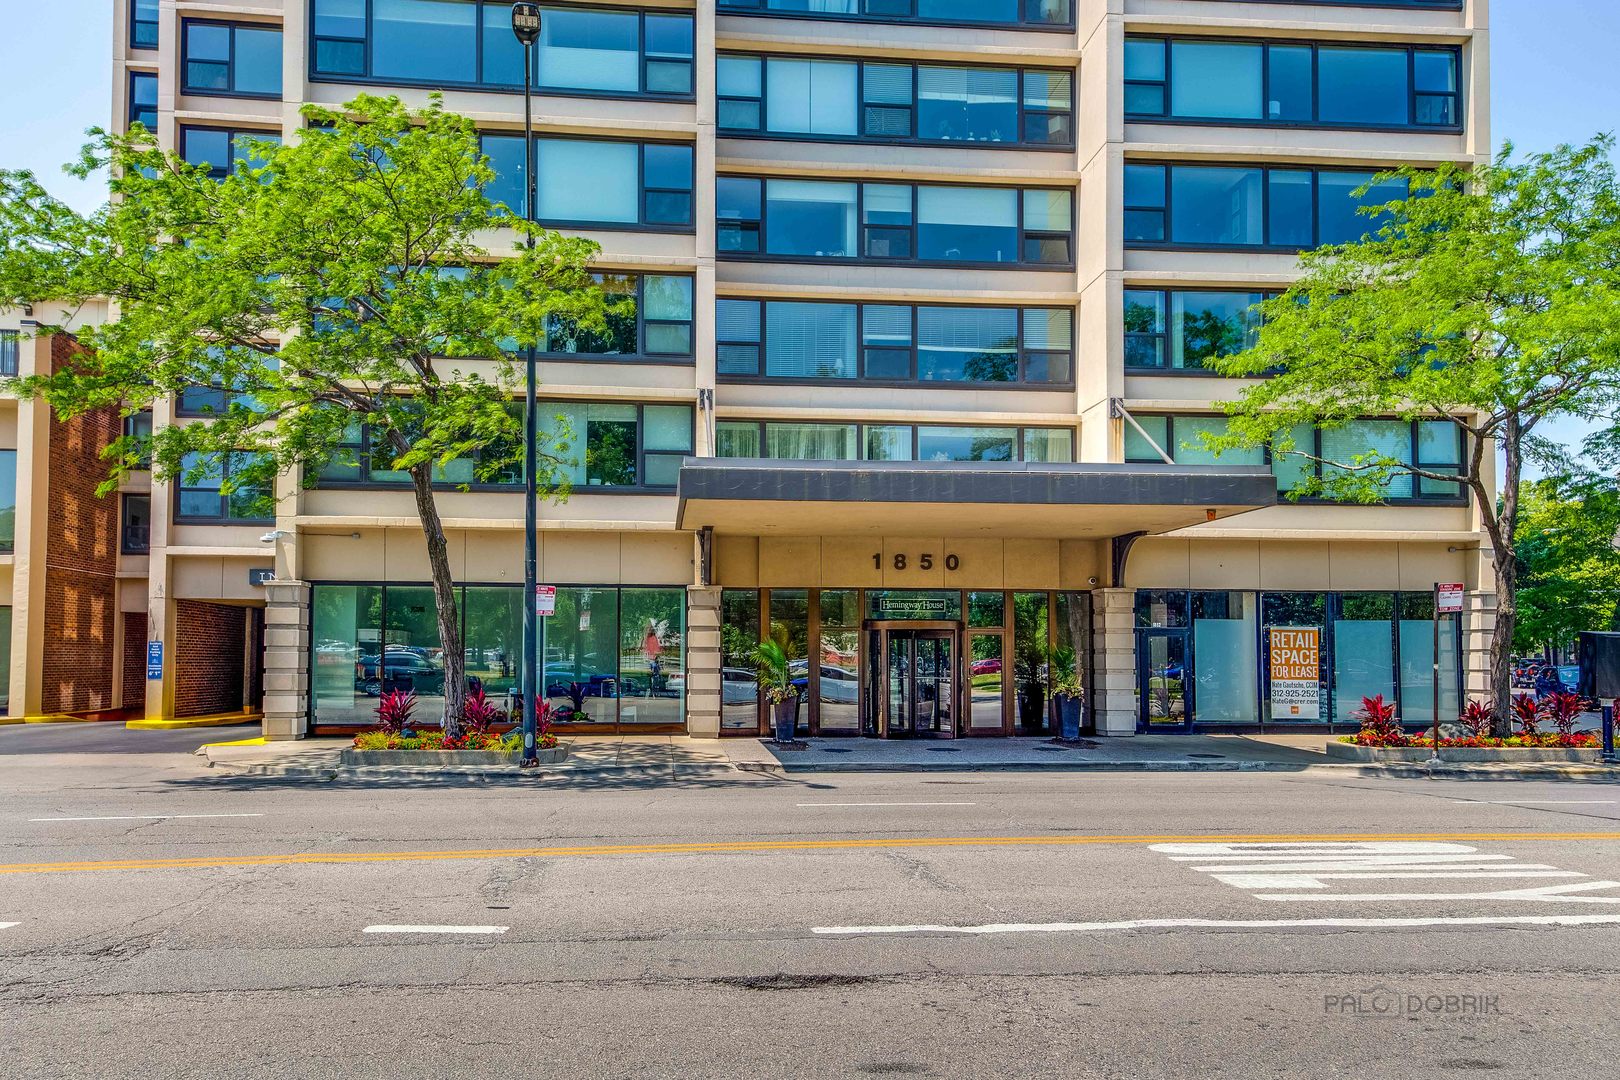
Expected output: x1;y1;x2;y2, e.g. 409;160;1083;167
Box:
714;0;1077;32
715;297;1075;389
173;450;276;525
1124;35;1462;133
1123;287;1282;375
181;19;285;99
316;402;695;494
127;70;159;130
0;329;18;377
0;448;15;554
542;272;697;363
717;175;1074;271
130;0;159;49
715;419;1077;464
120;494;153;555
307;0;697;103
1123;413;1469;507
478;132;696;233
717;52;1075;151
179;125;283;179
1123;160;1413;253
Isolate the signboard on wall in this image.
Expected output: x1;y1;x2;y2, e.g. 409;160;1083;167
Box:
146;640;164;681
1437;583;1466;614
1268;627;1321;720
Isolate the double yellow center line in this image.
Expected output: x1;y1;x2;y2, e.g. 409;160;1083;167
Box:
3;830;1619;876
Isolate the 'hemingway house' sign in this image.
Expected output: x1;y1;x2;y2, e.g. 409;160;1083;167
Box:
1268;627;1321;720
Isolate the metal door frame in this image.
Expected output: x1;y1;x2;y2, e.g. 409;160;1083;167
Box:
866;622;960;739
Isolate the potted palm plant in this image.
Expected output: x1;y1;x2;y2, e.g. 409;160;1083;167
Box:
1047;644;1083;741
754;639;799;744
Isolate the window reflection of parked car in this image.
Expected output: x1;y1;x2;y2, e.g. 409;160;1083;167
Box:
792;665;859;703
970;658;1002;676
721;667;759;704
355;652;444;697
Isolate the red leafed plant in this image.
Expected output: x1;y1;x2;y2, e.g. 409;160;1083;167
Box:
1511;693;1541;738
375;689;417;735
461;686;503;737
1540;691;1586;741
1353;694;1405;747
1458;699;1493;739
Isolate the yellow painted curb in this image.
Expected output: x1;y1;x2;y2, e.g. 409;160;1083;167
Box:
1;715;99;725
126;713;262;731
200;736;268;748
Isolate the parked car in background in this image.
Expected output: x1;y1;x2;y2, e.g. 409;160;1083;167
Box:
355;651;445;697
971;658;1002;676
722;668;759;705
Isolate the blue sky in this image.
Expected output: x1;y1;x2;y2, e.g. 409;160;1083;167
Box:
5;1;1617;460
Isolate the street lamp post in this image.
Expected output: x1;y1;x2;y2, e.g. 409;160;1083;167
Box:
512;3;542;768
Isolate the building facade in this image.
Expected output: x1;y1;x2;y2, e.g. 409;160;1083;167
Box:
62;0;1493;738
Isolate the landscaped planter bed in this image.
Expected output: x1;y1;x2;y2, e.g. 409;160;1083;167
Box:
1326;743;1598;764
340;745;569;767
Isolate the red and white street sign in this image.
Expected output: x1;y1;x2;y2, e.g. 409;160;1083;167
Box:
535;585;557;617
1436;583;1466;614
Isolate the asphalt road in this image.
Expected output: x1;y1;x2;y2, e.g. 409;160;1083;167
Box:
4;725;1620;1079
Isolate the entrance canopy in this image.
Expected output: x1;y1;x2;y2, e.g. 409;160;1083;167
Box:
677;458;1277;538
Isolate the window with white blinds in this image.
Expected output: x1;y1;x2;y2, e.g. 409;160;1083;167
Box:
765;302;858;379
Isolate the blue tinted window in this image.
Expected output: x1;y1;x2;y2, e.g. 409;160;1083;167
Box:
1170;41;1262;120
918;186;1018;263
539;7;639;93
1318;48;1409;126
1318;172;1408;245
373;0;476;83
181;127;281;178
1266;45;1313;122
131;0;159;48
481;135;691;227
184;22;282;97
1267;171;1315;248
1171;167;1264;246
128;72;158;129
719;0;1073;27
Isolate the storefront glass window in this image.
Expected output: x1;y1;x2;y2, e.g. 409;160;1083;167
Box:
819;590;860;733
464;586;521;700
969;633;1005;731
1135;590;1189;628
1012;592;1049;732
769;589;811;733
619;589;684;727
1191;591;1258;722
311;585;385;727
969;592;1005;629
1332;593;1395;723
1261;592;1328;723
547;587;621;724
1398;592;1462;726
0;606;12;713
721;590;761;731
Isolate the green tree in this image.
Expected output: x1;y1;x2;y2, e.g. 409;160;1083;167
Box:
1209;140;1620;735
0;94;612;735
1515;470;1620;652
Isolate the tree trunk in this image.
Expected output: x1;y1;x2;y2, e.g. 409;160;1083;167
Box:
409;461;466;738
1486;419;1524;740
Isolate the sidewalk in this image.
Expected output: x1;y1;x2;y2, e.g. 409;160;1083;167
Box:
198;732;1620;782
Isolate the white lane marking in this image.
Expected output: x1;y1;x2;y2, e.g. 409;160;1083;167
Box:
0;922;18;931
1453;800;1619;805
362;925;509;935
1151;840;1620;904
813;915;1620;937
28;813;265;822
795;802;978;808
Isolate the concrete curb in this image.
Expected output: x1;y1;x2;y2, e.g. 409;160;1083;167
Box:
205;759;743;781
128;712;262;730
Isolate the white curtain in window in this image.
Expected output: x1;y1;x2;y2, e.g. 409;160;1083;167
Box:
538;8;639;92
764;423;857;461
1170;41;1263;119
536;139;639;224
918;186;1017;228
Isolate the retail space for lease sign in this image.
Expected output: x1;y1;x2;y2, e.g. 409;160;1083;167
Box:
1268;627;1322;720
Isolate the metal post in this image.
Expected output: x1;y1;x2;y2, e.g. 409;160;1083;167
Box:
1603;702;1617;766
514;4;542;768
1432;584;1441;758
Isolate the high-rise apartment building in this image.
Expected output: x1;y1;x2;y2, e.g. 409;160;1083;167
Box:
12;0;1494;736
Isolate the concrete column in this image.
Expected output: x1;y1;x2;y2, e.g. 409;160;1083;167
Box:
262;580;310;741
1091;588;1137;736
1464;588;1496;705
686;585;722;739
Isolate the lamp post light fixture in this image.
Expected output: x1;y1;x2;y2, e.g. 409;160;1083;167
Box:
513;2;542;768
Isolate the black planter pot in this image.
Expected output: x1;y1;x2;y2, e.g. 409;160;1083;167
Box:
772;698;799;744
1051;694;1082;740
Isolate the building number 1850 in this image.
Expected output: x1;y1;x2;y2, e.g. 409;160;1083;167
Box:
875;553;961;571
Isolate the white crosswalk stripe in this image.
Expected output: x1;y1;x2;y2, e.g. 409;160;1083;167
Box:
1150;841;1620;904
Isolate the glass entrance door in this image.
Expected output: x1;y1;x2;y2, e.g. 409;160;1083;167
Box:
1139;630;1190;731
884;630;957;738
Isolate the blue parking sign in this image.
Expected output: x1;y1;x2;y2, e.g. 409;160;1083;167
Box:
146;640;163;680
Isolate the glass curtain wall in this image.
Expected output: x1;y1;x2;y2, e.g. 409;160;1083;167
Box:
721;590;762;731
